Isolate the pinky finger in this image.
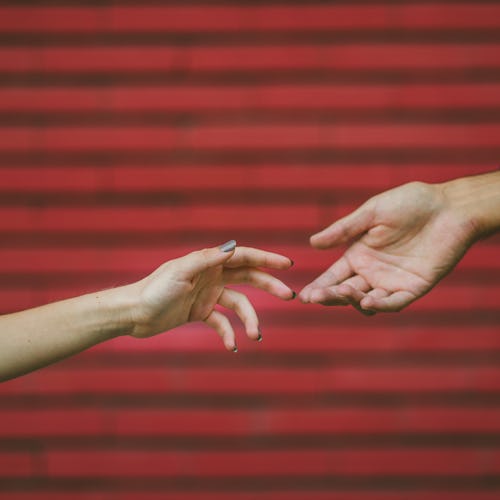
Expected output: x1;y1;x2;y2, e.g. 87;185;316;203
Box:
360;290;416;312
204;310;238;352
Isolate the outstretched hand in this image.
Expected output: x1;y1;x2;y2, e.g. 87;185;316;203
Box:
299;182;476;313
126;241;294;351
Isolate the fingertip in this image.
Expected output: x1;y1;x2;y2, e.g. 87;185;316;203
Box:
277;287;296;301
278;256;294;269
246;324;261;341
360;296;372;307
309;288;323;304
310;233;331;250
219;240;237;253
221;340;233;352
272;253;295;270
298;294;309;304
309;233;321;248
298;286;311;303
276;256;294;270
360;297;377;314
248;326;262;342
224;337;237;352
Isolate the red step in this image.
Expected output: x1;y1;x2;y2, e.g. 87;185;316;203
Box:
0;204;320;232
1;44;499;73
41;448;500;477
3;365;500;396
1;5;500;33
2;407;500;437
1;124;500;151
2;84;500;112
0;165;492;193
3;493;500;500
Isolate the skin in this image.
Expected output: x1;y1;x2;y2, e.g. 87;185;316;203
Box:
300;170;500;314
0;243;294;382
2;171;498;381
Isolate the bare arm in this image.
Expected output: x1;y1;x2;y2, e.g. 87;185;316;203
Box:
300;170;500;313
0;241;294;381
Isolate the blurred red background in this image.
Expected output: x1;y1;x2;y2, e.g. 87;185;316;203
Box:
0;2;500;499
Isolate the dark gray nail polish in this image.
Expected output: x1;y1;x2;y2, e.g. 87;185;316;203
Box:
219;240;236;252
232;346;238;353
257;333;263;342
291;291;297;300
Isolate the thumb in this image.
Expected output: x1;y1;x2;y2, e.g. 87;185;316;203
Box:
178;240;236;278
310;201;374;249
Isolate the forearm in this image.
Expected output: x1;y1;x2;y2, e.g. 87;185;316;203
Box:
440;169;500;243
0;286;135;382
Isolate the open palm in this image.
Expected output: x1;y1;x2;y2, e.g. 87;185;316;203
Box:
300;182;475;313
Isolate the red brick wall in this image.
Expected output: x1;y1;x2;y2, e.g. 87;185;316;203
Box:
0;2;499;499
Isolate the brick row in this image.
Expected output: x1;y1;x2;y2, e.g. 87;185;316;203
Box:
1;5;500;33
28;448;500;477
0;165;491;193
3;365;500;396
1;45;499;73
0;204;320;232
2;84;500;112
1;124;500;151
2;407;500;437
0;452;34;476
2;493;500;500
3;494;500;500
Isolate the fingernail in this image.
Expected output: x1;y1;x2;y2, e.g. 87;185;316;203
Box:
290;291;297;300
219;240;236;252
289;259;294;266
232;346;238;353
257;330;263;342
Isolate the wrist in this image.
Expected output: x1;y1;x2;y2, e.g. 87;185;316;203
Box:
91;285;138;340
438;171;500;244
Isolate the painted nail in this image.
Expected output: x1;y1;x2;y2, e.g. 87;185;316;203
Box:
219;240;237;252
290;291;297;300
289;259;294;266
232;346;238;353
257;331;263;342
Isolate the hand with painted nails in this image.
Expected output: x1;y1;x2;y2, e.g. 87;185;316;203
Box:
0;240;294;381
299;171;500;314
126;240;295;350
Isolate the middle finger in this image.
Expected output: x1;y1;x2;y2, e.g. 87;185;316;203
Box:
223;267;295;301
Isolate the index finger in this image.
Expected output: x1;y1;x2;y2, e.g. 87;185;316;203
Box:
224;246;293;270
299;256;353;303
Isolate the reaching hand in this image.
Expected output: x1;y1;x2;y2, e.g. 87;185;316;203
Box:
299;182;477;313
126;241;294;350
